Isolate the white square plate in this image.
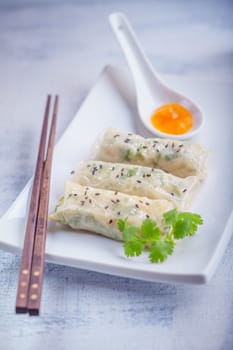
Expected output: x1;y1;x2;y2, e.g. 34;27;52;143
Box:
0;65;233;284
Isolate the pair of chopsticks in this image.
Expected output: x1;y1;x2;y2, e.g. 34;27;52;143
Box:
15;95;59;316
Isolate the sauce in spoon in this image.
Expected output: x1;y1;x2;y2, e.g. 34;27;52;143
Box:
150;103;193;135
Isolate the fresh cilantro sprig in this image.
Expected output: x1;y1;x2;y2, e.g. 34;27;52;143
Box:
117;209;203;264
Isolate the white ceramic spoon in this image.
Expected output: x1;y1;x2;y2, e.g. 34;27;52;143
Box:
109;12;205;140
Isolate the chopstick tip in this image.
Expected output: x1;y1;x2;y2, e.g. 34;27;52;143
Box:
15;306;28;314
28;308;40;316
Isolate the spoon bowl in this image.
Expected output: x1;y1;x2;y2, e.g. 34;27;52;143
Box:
109;12;205;140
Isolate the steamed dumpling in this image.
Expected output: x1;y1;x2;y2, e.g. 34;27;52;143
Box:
91;128;208;179
49;181;174;241
73;160;200;209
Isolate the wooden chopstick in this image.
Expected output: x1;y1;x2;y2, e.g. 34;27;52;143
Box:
15;95;51;313
15;95;58;315
27;95;58;316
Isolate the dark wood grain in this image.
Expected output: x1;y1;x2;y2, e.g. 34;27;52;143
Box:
15;95;51;313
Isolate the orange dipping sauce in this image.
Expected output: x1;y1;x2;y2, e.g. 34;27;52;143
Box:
150;103;193;135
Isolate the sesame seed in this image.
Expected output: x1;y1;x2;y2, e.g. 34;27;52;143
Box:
165;144;168;148
70;170;75;175
73;193;77;197
172;142;174;148
124;138;130;143
104;206;109;210
117;211;121;215
92;166;98;175
136;180;142;183
114;191;118;195
170;192;174;196
81;201;85;206
113;134;120;138
179;144;183;148
135;204;139;208
145;202;150;206
146;174;151;177
146;215;150;218
95;193;100;196
109;219;113;224
182;189;187;193
89;199;92;204
112;166;115;171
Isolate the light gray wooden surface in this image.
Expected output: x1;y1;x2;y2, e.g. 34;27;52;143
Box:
0;1;233;349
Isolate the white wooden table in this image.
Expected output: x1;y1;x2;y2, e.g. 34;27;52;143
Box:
0;1;233;349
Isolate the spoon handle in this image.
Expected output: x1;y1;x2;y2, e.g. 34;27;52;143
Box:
109;12;159;95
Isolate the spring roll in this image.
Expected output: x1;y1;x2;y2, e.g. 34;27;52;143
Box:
91;128;208;179
73;160;199;209
49;181;174;241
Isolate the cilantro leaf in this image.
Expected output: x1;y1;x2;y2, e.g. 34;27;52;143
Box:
163;208;178;226
141;219;160;241
172;219;190;239
178;212;203;236
172;212;203;239
118;218;127;232
123;240;145;257
122;226;139;242
149;239;175;263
